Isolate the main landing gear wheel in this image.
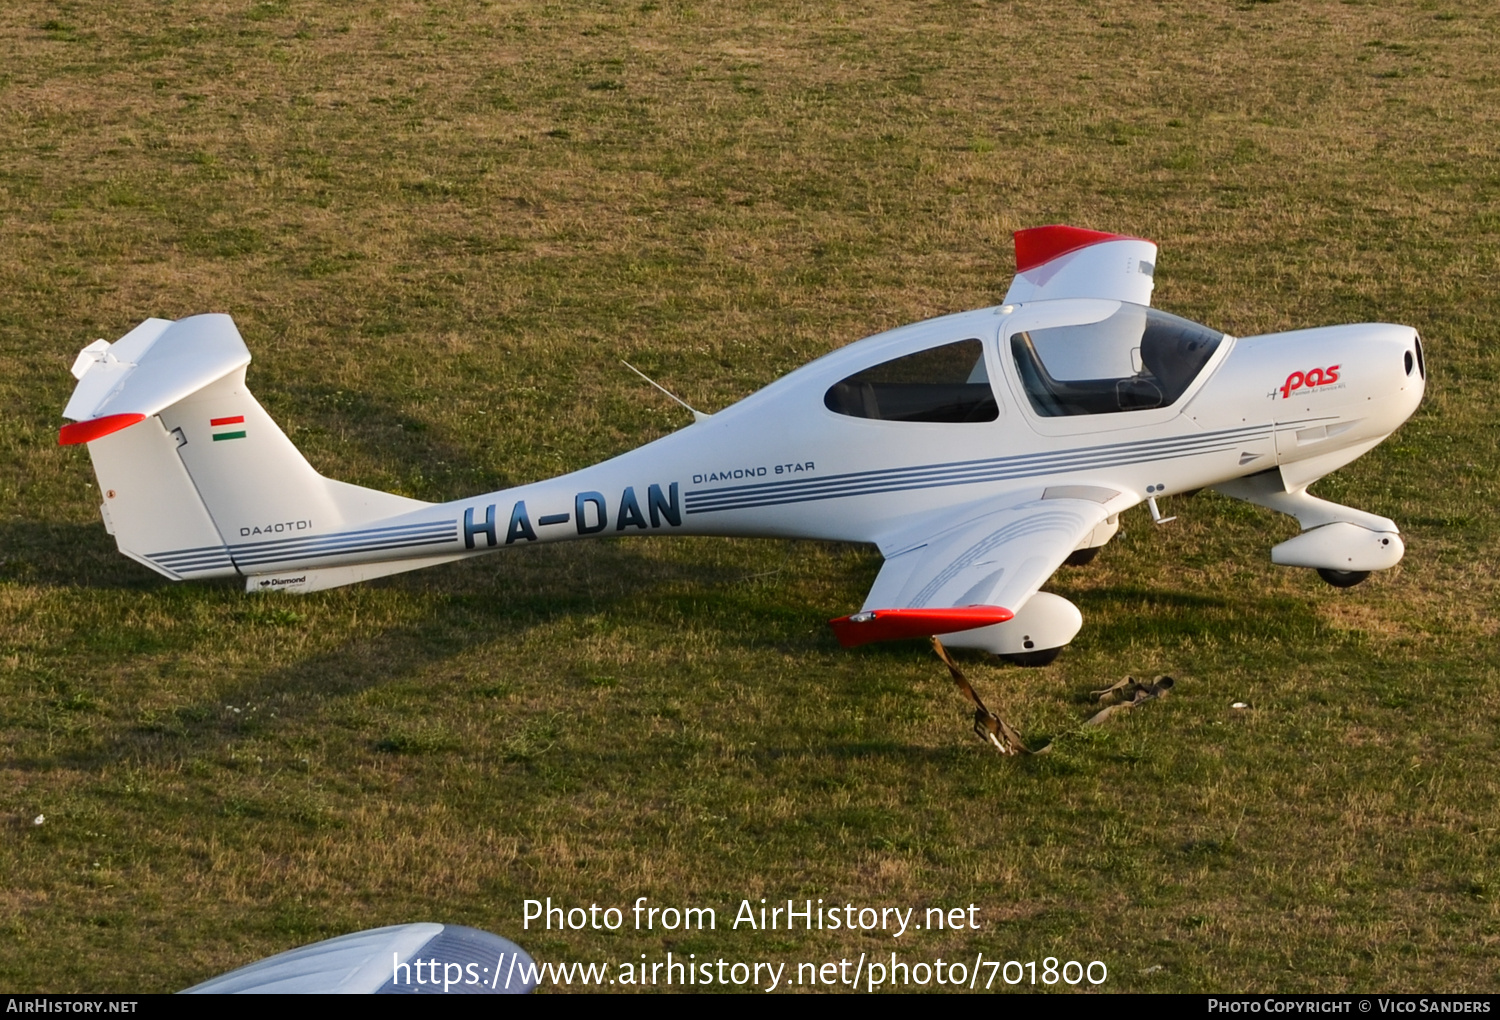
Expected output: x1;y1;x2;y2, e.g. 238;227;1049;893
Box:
999;647;1064;667
1316;568;1370;588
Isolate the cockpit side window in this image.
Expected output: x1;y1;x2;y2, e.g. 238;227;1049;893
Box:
1010;305;1222;417
824;338;999;423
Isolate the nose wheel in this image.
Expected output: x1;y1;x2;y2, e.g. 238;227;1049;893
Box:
1316;568;1370;588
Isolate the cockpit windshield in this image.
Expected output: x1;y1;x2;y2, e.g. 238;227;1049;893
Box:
1009;303;1223;416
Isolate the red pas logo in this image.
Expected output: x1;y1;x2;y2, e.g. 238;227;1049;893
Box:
1280;365;1340;399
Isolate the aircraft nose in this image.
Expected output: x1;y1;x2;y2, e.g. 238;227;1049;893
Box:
1397;327;1425;399
1266;321;1423;429
1374;325;1425;431
1407;331;1427;386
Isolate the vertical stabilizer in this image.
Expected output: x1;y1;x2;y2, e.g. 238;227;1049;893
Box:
157;368;429;547
62;315;440;584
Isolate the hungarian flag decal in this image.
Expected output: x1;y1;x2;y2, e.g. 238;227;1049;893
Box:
211;415;246;442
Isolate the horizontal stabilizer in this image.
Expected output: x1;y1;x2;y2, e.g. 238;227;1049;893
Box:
1003;225;1158;307
61;315;250;441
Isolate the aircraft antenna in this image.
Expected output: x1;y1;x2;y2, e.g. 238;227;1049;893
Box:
621;360;711;423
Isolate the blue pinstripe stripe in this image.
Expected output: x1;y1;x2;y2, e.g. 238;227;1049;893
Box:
229;527;456;561
156;557;234;571
151;555;235;572
148;521;461;573
687;443;1242;513
686;424;1271;506
152;548;231;564
685;426;1270;515
229;520;456;555
687;426;1264;502
148;544;235;573
231;533;457;567
229;520;459;567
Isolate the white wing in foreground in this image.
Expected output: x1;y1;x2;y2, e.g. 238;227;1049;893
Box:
830;489;1119;647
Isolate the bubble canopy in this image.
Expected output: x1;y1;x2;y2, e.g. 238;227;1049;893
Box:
1009;301;1223;417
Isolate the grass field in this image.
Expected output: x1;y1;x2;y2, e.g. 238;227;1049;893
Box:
3;0;1499;993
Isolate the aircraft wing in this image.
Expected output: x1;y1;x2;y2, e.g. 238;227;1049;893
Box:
829;490;1118;647
1001;225;1158;307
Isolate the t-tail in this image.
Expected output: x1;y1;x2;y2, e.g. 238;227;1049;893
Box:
60;315;463;592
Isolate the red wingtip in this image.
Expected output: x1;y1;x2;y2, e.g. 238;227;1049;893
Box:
59;413;146;446
828;605;1014;649
1013;225;1148;273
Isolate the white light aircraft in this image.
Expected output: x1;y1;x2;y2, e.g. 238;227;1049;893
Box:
60;226;1425;665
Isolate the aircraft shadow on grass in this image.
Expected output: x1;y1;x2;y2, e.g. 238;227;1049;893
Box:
25;532;861;771
12;509;1321;776
0;520;175;590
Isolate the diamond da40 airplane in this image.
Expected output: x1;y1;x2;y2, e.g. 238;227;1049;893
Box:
60;226;1424;665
